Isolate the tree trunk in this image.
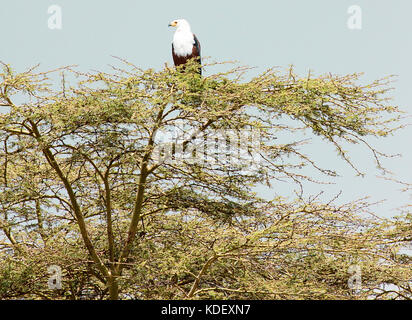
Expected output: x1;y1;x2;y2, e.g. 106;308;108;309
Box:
108;275;119;300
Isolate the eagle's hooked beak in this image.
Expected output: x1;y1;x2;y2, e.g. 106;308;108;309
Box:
168;21;177;27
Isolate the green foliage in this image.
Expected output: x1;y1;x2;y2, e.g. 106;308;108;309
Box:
0;60;410;299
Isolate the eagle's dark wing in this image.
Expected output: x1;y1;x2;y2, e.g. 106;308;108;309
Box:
193;34;201;66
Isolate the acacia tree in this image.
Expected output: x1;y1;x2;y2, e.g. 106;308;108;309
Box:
0;60;410;300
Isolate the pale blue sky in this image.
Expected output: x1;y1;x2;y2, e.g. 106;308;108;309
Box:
1;0;411;217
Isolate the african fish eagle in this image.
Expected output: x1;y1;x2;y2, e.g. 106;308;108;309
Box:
168;19;201;75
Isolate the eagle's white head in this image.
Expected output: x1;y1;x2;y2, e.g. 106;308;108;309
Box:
168;19;192;32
